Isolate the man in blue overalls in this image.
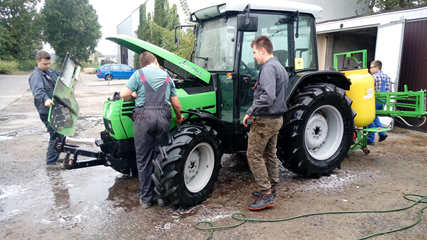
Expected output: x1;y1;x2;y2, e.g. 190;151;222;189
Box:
120;52;184;208
367;60;391;145
29;51;64;169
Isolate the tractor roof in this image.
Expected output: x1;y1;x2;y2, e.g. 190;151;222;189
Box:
192;0;323;20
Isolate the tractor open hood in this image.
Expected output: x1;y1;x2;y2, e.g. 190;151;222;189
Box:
49;53;82;136
107;35;211;84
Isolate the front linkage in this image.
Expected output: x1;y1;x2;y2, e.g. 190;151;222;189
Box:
53;131;136;174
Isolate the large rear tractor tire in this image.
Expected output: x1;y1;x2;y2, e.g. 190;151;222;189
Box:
278;83;355;177
152;124;222;208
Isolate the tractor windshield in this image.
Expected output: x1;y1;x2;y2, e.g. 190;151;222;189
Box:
194;16;237;71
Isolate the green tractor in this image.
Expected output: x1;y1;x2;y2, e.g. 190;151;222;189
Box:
53;1;357;208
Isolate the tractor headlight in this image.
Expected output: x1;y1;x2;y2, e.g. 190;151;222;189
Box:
103;102;107;116
107;104;113;118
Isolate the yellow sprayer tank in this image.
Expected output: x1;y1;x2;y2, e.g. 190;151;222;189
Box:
344;73;376;127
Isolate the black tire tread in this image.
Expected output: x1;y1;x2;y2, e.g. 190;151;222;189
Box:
278;83;356;176
151;124;222;208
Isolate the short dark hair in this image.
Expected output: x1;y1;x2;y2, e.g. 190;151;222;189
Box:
36;51;51;61
139;51;157;68
251;35;273;54
371;60;383;70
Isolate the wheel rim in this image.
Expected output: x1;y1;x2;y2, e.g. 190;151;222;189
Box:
106;75;112;80
304;105;343;160
184;142;215;193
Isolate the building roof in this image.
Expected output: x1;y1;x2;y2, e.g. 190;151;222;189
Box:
317;4;427;33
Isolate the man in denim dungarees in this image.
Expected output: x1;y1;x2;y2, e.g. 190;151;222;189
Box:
367;60;391;145
120;52;184;208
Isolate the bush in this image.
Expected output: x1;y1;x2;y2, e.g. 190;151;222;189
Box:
0;60;19;74
18;59;37;71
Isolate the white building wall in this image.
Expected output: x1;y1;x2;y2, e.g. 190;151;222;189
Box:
297;0;369;21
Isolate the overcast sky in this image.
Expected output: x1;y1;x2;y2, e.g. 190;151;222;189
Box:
41;0;225;55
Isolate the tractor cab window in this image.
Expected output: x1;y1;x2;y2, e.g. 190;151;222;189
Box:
194;16;237;71
239;13;317;116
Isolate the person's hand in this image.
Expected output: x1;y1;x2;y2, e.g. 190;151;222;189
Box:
44;99;54;107
243;114;254;127
131;92;137;100
176;115;185;125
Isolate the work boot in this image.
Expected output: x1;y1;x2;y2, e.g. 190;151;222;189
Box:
157;198;166;207
379;133;388;142
140;199;152;209
152;197;166;207
251;189;277;200
249;191;277;211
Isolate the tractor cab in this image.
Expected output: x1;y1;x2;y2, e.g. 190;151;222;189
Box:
189;1;321;123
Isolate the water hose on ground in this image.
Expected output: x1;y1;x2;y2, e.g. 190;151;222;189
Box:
195;193;427;240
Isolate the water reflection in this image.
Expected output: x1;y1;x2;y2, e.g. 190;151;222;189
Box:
107;175;140;208
46;170;71;209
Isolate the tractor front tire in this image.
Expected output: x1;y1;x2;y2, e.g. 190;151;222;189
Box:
278;83;355;177
152;124;222;208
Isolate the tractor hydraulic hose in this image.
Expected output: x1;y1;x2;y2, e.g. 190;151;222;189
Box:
394;115;427;128
195;193;427;240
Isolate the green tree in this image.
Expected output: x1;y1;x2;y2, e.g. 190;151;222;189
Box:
135;0;195;61
358;0;427;12
179;0;192;23
154;0;166;28
166;4;180;31
0;0;43;60
137;3;151;42
41;0;102;63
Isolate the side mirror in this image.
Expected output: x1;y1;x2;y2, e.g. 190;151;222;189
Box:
241;74;252;87
237;14;258;32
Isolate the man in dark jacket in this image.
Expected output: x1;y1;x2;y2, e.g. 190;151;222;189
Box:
243;35;288;211
29;51;64;169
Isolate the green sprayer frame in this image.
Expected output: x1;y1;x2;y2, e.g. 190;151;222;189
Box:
350;85;427;154
334;50;367;71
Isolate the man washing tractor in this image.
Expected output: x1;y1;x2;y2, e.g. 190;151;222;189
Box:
120;52;185;208
243;36;289;211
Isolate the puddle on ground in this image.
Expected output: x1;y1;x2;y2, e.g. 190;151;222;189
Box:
0;115;103;143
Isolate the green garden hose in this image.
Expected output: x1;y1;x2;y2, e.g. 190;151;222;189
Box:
195;193;427;240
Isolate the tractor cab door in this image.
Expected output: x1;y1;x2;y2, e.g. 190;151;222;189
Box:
375;20;405;129
239;13;290;117
48;53;81;136
239;12;317;118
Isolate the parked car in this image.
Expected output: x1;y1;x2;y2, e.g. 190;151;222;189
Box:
96;64;136;81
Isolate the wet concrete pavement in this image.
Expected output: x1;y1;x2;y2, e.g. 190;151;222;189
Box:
1;73;426;239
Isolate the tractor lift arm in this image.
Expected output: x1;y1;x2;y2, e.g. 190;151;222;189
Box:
53;137;132;171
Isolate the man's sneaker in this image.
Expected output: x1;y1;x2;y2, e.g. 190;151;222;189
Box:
379;133;388;142
140;199;152;209
367;142;375;146
249;191;277;211
46;163;65;170
251;189;277;200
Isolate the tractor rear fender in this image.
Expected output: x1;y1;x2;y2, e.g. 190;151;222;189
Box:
180;109;232;152
287;70;351;105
